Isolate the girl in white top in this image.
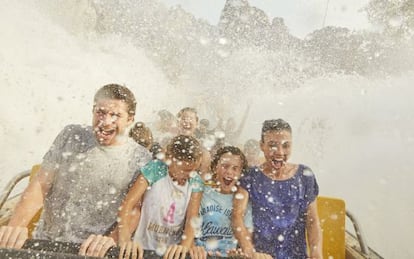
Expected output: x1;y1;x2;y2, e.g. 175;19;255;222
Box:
117;135;204;259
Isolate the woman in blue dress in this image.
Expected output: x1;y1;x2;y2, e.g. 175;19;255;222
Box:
232;119;323;259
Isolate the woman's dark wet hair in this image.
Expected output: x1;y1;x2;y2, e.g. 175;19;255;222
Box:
94;83;137;116
166;135;202;163
261;119;292;142
210;146;248;174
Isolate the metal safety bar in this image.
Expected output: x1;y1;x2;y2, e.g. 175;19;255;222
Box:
20;239;233;258
0;170;31;210
346;209;370;257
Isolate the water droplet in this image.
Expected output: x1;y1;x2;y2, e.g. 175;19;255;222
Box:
190;216;202;229
155;244;167;256
303;168;314;176
206;238;219;250
235;193;244;200
108;187;116;194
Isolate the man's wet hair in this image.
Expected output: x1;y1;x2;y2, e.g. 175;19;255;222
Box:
261;119;292;142
94;84;136;116
177;107;198;121
210;146;248;174
166;135;202;163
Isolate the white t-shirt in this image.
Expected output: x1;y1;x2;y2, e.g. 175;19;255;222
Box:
34;124;152;243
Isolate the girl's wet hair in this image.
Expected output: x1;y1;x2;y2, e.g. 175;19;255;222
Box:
210;146;248;174
166;135;202;163
261;119;292;141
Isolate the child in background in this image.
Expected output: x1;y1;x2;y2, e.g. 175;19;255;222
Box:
177;107;211;181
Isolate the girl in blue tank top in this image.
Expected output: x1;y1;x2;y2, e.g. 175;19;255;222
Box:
195;146;271;258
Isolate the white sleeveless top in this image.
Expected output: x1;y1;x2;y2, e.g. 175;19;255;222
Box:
133;160;203;250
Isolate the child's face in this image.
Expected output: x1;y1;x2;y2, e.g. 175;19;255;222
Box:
214;153;243;194
178;111;198;136
260;130;292;170
168;158;200;185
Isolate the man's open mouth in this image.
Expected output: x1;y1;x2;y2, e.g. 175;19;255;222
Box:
95;127;116;142
100;128;115;135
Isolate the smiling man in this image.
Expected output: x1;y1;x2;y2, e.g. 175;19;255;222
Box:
0;84;151;250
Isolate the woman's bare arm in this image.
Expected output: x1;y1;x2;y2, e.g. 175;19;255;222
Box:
306;200;323;259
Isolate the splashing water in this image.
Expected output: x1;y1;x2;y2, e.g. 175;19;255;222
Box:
0;1;413;258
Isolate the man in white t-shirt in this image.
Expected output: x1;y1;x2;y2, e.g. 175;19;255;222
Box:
0;84;151;255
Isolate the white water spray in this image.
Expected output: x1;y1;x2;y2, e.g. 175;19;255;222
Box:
0;1;413;258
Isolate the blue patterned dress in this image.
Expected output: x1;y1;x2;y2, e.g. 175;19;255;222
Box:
240;165;319;259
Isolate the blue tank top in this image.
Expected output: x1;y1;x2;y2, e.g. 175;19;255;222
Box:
195;186;253;256
240;164;319;259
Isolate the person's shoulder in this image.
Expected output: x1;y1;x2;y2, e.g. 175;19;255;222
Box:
190;172;204;183
129;137;150;152
144;159;167;171
144;160;168;173
55;124;94;144
141;159;168;185
126;138;152;160
243;166;261;178
296;164;318;185
297;164;315;176
189;172;204;192
62;124;93;135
